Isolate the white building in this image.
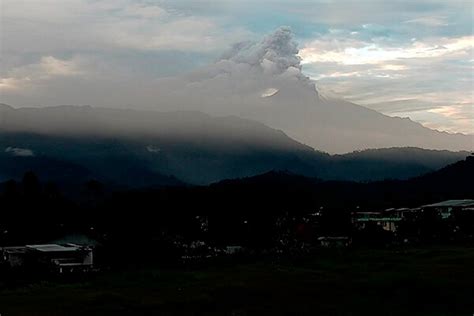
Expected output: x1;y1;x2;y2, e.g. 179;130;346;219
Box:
1;243;93;273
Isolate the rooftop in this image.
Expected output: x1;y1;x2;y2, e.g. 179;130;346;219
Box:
1;246;27;253
423;199;474;208
25;244;81;252
355;217;402;222
318;237;350;241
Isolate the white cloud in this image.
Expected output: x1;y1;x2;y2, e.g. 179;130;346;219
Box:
146;145;161;153
102;17;238;52
1;0;251;54
120;4;167;19
0;56;88;91
5;147;35;157
299;32;473;134
397;102;473;135
404;16;449;27
0;78;23;92
300;36;474;65
39;56;84;76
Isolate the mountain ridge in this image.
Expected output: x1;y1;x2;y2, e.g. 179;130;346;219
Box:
1;104;469;186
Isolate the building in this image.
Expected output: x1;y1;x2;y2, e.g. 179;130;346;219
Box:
383;208;419;220
1;246;27;268
0;243;93;274
317;236;351;248
352;211;403;233
421;199;474;219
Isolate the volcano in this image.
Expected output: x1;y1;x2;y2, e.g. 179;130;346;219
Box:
145;27;473;153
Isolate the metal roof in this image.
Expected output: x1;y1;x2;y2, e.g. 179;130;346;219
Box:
1;246;27;253
25;244;80;252
317;236;350;240
355;217;402;222
423;199;474;208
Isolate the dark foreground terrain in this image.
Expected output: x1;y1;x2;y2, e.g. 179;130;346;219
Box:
1;246;473;316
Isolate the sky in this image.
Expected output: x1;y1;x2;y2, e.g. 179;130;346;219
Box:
1;0;473;134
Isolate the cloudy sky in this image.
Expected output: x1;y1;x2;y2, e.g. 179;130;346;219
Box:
1;0;473;134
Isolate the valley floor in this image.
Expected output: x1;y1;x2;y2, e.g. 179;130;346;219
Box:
1;246;474;316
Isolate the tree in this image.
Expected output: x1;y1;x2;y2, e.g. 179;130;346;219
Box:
22;171;41;197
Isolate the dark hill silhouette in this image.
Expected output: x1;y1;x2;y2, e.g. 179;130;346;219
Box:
214;170;321;188
0;156;472;249
206;155;474;211
406;154;474;199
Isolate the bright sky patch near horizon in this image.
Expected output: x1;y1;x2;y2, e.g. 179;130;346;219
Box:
1;0;473;134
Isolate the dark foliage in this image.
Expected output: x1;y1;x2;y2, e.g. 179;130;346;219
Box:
0;156;472;257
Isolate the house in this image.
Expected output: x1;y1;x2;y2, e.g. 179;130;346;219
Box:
0;243;93;273
1;246;28;268
317;236;351;248
224;245;244;255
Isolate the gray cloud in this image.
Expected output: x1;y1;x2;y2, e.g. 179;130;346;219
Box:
222;27;303;77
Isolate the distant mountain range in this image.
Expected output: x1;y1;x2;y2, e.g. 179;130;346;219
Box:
0;104;470;187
